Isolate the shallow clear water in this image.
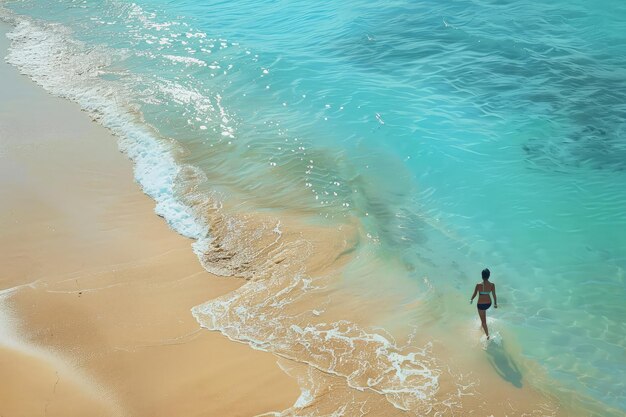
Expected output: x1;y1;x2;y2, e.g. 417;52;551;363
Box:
3;0;626;414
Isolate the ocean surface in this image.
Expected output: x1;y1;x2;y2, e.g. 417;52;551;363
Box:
2;0;625;415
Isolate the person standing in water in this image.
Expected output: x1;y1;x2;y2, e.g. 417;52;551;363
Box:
470;268;498;339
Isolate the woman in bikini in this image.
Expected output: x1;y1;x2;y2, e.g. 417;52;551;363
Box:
470;268;498;339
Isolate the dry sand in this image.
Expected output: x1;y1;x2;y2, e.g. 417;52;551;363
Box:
0;22;299;417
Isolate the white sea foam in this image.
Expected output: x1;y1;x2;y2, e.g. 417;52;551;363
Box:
163;54;206;66
294;389;314;408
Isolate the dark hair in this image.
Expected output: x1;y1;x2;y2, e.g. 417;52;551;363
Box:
482;268;490;280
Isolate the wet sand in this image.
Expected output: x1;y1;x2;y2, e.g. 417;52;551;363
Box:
0;22;299;417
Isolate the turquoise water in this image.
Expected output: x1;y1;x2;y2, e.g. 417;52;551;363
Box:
2;0;626;414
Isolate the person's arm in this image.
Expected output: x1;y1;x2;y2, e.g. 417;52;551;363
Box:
492;283;498;308
470;284;478;304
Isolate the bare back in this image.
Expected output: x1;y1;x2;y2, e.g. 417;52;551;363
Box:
476;281;494;304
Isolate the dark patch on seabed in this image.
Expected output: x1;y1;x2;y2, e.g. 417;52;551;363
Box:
486;341;523;388
331;2;626;175
523;124;626;173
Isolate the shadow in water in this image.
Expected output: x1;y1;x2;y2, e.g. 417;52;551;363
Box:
486;340;523;388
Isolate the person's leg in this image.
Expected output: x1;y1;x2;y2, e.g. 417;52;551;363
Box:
478;308;489;339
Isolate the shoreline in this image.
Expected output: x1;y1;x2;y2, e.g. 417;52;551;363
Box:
0;21;300;417
0;11;615;415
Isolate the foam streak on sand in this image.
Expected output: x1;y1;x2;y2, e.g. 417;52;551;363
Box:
0;288;121;415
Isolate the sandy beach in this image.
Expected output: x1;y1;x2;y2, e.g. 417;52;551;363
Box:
0;21;299;417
